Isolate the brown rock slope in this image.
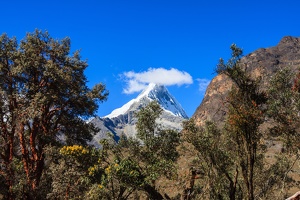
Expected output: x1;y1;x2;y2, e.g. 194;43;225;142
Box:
193;36;300;126
188;36;300;197
155;36;300;199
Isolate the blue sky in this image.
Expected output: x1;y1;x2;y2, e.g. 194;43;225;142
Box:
1;0;300;117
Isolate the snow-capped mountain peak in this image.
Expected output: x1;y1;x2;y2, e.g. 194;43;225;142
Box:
104;83;188;119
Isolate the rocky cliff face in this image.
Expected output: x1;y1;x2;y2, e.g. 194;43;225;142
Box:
193;36;300;126
89;83;188;147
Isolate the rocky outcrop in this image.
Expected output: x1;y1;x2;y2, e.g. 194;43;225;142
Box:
88;117;120;147
193;36;300;126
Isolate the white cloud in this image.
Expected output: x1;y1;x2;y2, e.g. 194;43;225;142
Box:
121;68;193;94
123;80;148;94
197;78;210;92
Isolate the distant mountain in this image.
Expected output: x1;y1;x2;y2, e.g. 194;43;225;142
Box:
89;83;188;147
106;83;188;119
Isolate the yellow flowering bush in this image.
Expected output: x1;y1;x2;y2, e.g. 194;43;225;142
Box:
98;184;103;189
103;163;121;176
104;165;111;175
88;165;99;176
59;145;89;156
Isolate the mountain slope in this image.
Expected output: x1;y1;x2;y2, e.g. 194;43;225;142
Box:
176;36;300;198
105;83;188;119
193;36;300;126
90;83;188;147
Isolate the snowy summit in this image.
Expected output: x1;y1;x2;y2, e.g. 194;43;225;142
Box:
104;83;188;119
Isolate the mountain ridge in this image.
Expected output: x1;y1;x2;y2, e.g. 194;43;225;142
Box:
89;83;188;147
192;36;300;126
105;83;188;119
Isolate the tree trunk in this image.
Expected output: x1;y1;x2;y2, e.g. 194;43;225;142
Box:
228;167;239;200
18;123;31;185
18;122;45;195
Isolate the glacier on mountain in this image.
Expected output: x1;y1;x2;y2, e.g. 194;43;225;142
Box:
105;83;188;119
89;83;188;147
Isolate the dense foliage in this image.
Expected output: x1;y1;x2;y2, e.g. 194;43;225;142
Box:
183;45;298;199
0;30;108;199
39;101;180;200
1;31;300;199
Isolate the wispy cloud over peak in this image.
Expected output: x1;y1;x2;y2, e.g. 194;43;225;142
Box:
120;68;193;94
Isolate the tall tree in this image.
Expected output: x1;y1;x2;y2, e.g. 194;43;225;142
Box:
266;67;300;197
183;45;295;199
183;119;241;200
89;101;180;199
0;30;108;199
216;44;267;200
134;101;180;199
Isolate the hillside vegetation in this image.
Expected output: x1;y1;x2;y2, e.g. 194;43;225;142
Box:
1;31;300;199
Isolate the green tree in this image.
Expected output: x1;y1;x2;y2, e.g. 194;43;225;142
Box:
184;45;299;200
267;67;300;152
49;101;180;200
216;44;267;200
0;33;18;199
46;145;100;199
265;67;300;197
89;101;181;200
183;45;292;199
0;30;108;199
183;119;241;200
134;101;180;199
